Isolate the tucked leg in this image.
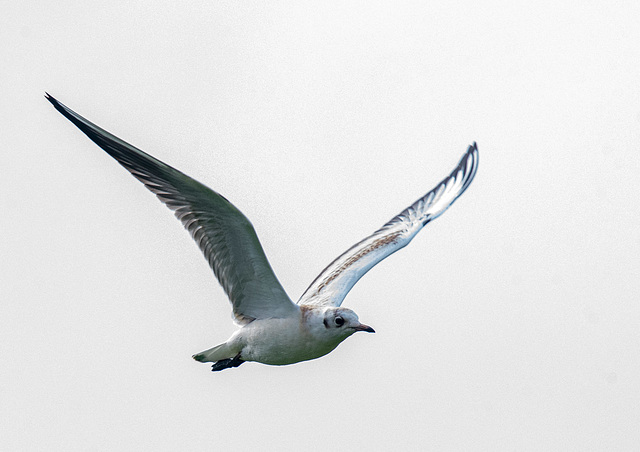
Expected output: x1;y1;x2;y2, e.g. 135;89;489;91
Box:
211;354;244;372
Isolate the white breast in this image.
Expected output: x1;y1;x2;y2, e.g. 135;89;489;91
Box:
237;313;344;365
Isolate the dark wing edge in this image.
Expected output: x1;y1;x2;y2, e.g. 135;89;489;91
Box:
298;143;478;307
45;93;297;323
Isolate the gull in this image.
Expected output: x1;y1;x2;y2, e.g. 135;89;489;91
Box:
46;93;478;372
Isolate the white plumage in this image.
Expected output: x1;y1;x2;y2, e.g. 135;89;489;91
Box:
46;93;478;372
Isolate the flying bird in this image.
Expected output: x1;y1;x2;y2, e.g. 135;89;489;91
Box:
46;93;478;372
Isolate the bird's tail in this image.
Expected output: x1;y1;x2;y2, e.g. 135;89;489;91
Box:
192;343;234;363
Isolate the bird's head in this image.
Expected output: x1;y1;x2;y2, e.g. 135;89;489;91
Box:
322;307;375;337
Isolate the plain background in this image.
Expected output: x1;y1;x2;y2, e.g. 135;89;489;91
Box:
1;1;639;450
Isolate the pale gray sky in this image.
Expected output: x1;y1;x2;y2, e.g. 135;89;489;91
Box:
1;1;639;450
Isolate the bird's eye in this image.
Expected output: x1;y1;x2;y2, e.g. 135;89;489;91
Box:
335;316;344;327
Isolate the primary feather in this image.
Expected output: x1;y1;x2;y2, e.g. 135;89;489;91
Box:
45;93;297;324
298;143;478;308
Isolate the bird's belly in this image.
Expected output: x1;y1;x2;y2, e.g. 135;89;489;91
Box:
240;318;340;365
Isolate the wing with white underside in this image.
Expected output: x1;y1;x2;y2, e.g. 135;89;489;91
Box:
46;93;298;324
298;143;478;308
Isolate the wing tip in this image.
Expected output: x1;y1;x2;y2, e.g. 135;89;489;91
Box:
461;141;479;189
45;91;55;105
460;142;478;170
44;92;72;119
44;91;58;106
468;141;479;161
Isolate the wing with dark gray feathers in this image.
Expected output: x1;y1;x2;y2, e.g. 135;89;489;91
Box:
46;93;298;324
298;143;478;308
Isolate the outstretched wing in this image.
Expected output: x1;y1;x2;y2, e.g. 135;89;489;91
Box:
298;143;478;308
46;93;298;324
